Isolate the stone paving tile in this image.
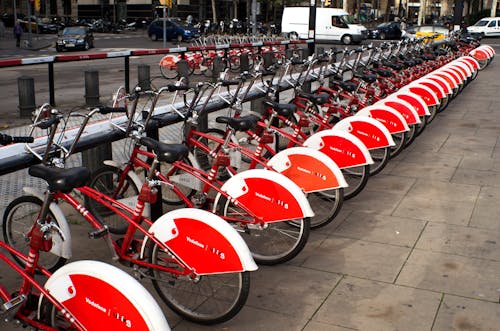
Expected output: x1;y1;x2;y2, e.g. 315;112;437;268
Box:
244;265;342;320
393;196;475;225
362;174;416;194
173;305;308;331
302;237;411;283
402;179;479;203
396;249;500;302
458;154;500;171
303;320;356;331
389;162;457;182
432;294;500;331
342;189;404;216
469;186;500;231
333;211;426;247
399;151;463;168
312;277;441;331
416;222;500;261
451;168;500;187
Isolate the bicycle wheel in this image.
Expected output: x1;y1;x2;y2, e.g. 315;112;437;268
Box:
149;244;250;324
217;197;310;265
415;115;427;137
160;156;197;205
159;63;179;80
86;165;139;235
2;196;66;273
342;165;370;200
369;147;390;176
389;132;407;159
307;188;344;229
404;124;418;148
192;128;240;180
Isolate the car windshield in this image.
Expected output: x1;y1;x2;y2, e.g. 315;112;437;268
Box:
473;20;489;27
63;27;85;35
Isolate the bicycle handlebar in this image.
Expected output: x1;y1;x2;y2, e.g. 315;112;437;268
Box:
0;133;34;146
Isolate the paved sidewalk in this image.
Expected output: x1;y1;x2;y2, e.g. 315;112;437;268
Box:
1;57;500;330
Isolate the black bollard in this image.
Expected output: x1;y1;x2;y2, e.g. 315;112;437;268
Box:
84;70;100;107
285;48;294;60
81;143;112;174
137;64;151;91
176;59;190;84
18;76;36;118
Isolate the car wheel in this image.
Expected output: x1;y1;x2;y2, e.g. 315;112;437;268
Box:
341;34;352;45
84;41;90;50
290;31;299;40
56;45;62;52
151;33;158;41
379;32;386;40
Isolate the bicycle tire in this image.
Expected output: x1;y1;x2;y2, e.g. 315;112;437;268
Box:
2;195;67;273
159;63;179;80
86;165;139;235
159;156;198;205
404;124;418;148
368;147;390;176
149;243;250;324
307;188;344;229
217;196;310;265
389;132;407;159
415;115;427;137
192;128;240;180
342;164;370;200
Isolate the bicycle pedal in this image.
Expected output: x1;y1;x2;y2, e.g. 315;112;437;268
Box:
1;294;26;315
88;227;109;239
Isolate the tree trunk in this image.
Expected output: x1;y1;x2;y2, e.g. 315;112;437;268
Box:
211;0;217;23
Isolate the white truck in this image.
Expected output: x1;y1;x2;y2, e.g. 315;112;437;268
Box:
281;7;368;45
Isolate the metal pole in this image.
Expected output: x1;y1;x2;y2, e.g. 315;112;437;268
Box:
454;0;464;31
27;0;32;48
124;56;130;93
163;6;167;49
308;0;316;56
252;0;257;34
14;0;17;23
48;62;55;106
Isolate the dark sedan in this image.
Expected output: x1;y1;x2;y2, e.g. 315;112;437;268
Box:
56;26;94;52
368;21;403;40
148;18;200;42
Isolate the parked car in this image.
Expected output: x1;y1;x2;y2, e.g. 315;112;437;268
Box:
368;21;403;40
148;18;200;42
56;26;94;52
20;16;59;33
467;17;500;37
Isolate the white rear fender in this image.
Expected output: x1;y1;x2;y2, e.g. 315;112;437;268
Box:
450;59;473;77
433;70;459;90
440;68;462;86
447;61;471;79
216;169;314;221
454;58;475;75
357;104;410;133
142;208;257;274
459;56;480;71
42;260;171;330
22;187;72;259
376;97;421;125
424;74;453;95
303;129;374;168
267;147;348;192
414;78;446;100
482;45;495;56
442;65;467;83
400;84;440;107
334;116;395;149
392;92;431;116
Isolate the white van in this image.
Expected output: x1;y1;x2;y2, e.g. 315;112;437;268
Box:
467;17;500;37
281;7;368;44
